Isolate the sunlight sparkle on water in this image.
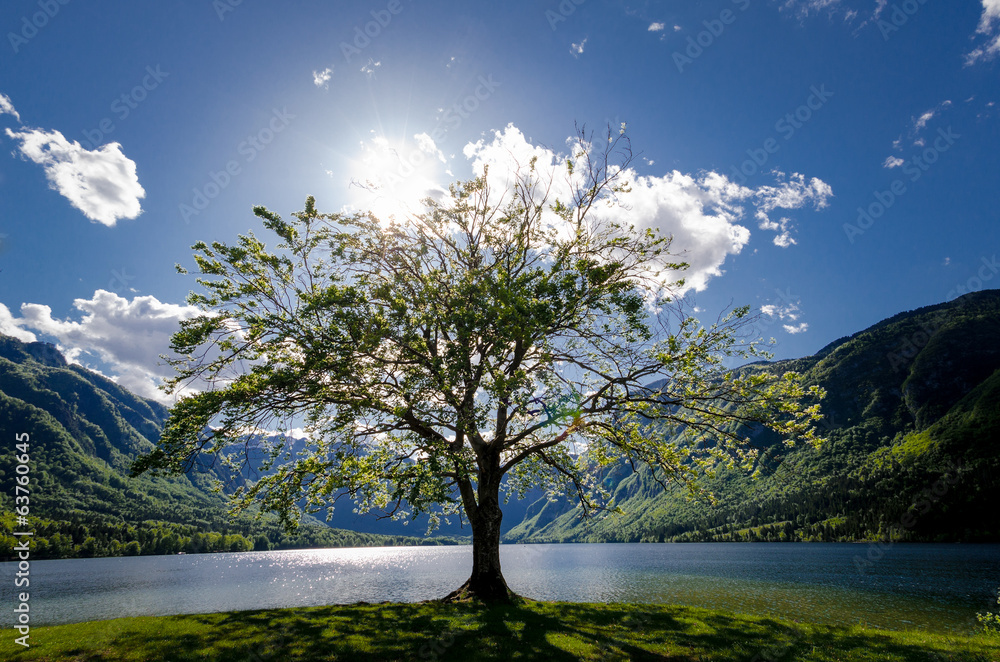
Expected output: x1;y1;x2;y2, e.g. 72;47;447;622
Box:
4;544;996;633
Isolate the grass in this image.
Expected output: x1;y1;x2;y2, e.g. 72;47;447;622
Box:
2;600;998;661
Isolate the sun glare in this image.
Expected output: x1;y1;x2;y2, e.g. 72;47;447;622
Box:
347;134;447;223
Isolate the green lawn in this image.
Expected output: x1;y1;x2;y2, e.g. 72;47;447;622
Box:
3;601;998;661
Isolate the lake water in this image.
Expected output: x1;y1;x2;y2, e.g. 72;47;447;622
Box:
2;543;998;633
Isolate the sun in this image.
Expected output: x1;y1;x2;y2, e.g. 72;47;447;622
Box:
347;133;447;223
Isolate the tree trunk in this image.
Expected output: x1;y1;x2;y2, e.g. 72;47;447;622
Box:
444;460;518;603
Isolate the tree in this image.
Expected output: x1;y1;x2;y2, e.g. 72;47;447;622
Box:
133;126;824;603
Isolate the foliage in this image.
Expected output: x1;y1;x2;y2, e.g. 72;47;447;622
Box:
0;334;460;561
507;290;1000;544
135;128;824;540
978;587;1000;636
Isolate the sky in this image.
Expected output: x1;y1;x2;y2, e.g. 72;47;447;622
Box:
0;0;997;404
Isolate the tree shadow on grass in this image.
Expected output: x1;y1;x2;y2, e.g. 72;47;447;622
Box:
27;603;687;661
688;611;997;662
10;602;999;661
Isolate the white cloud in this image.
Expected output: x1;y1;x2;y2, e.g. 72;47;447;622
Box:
414;132;447;163
344;132;450;222
11;290;202;403
570;38;587;56
759;293;809;335
673;25;682;32
753;173;833;214
752;172;833;247
461;125;832;294
648;22;665;31
773;225;797;247
360;58;381;77
312;66;333;88
883;156;904;168
981;0;1000;25
781;0;842;17
762;300;801;321
5;128;145;226
967;0;1000;64
756;215;798;246
0;93;20;122
910;100;951;134
0;303;37;342
914;110;936;131
886;100;953;152
610;171;753;291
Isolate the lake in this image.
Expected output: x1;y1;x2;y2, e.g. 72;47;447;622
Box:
2;543;998;633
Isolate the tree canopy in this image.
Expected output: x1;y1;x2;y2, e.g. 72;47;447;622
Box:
134;127;824;602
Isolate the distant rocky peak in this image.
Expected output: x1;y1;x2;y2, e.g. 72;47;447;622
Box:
25;340;67;367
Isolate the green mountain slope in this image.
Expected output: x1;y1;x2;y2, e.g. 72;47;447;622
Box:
5;289;997;554
505;290;1000;543
0;335;459;559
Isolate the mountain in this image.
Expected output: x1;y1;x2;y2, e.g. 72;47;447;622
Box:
505;290;1000;543
0;335;462;560
5;289;998;557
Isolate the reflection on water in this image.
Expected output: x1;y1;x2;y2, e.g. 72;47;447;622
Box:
503;543;1000;633
1;543;997;633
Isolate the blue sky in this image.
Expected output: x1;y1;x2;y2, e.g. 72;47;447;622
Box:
0;0;998;402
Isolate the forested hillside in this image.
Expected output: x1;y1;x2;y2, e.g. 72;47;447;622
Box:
0;335;461;560
506;290;1000;544
5;289;998;557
